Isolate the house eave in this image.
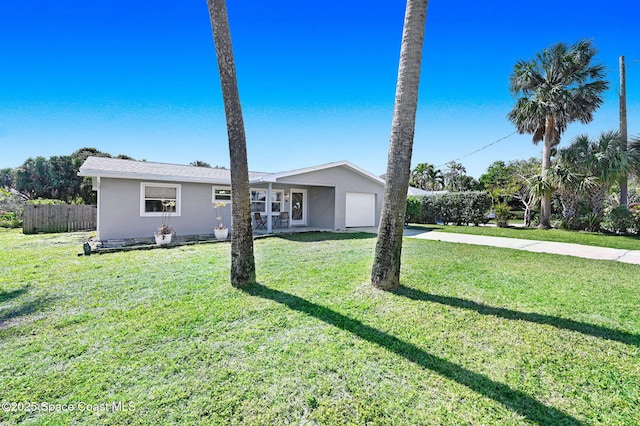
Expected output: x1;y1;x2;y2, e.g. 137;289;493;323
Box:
249;160;385;187
78;169;231;185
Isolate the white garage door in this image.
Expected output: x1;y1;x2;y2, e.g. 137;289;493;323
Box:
345;192;376;227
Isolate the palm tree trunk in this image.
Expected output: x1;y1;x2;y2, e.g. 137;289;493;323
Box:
371;0;428;290
559;190;579;228
619;56;628;207
207;0;256;287
539;115;554;229
588;184;607;217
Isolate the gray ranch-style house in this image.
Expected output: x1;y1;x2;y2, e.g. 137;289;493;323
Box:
78;156;399;242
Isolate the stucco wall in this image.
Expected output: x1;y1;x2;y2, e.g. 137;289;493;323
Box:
98;178;218;240
307;187;335;228
95;165;383;240
276;166;384;229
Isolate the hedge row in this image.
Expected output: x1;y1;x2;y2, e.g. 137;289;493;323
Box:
406;192;492;226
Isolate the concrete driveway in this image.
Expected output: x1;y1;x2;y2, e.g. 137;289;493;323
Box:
405;229;640;265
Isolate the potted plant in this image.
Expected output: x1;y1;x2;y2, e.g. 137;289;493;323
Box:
213;202;229;240
154;200;176;245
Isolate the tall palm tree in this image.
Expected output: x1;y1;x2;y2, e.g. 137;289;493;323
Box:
206;0;256;287
507;40;608;228
371;0;429;291
619;56;628;207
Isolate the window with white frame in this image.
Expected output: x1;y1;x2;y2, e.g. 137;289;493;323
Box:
271;191;283;212
140;183;181;216
212;186;232;203
250;189;267;212
250;189;283;213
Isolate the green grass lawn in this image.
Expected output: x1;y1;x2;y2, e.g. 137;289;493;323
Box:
409;223;640;251
1;228;639;425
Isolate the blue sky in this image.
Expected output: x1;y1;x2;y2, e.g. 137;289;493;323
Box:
1;1;639;178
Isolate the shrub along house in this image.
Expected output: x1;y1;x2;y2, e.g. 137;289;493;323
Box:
78;156;388;243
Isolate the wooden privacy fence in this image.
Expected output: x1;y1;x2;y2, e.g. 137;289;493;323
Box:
23;204;97;234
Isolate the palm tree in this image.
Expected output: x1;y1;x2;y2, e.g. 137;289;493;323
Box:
555;131;632;225
552;143;593;228
581;131;630;216
425;165;444;190
371;0;429;291
206;0;256;287
409;163;429;189
410;162;442;190
507;40;608;228
629;135;640;169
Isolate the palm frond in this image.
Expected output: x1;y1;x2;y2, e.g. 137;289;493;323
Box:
507;39;608;148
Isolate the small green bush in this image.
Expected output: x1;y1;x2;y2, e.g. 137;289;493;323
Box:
630;204;640;234
583;212;603;232
494;203;512;228
0;189;25;228
0;211;22;228
602;206;633;234
558;216;584;231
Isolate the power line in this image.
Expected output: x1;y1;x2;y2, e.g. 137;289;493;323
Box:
435;131;518;168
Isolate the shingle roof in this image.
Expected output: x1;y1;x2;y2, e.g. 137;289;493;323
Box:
78;156;270;184
79;156;427;196
253;160;385;186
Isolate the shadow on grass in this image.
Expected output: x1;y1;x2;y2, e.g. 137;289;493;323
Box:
0;294;53;330
0;286;29;304
405;224;442;232
395;287;640;348
275;231;376;243
242;283;582;425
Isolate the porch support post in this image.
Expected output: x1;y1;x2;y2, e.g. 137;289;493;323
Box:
266;183;272;233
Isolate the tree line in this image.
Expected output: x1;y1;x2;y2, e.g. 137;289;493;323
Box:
1;148;129;205
411;128;640;232
445;129;640;232
0;148;222;205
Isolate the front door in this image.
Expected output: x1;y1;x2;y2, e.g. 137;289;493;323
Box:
290;189;307;226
